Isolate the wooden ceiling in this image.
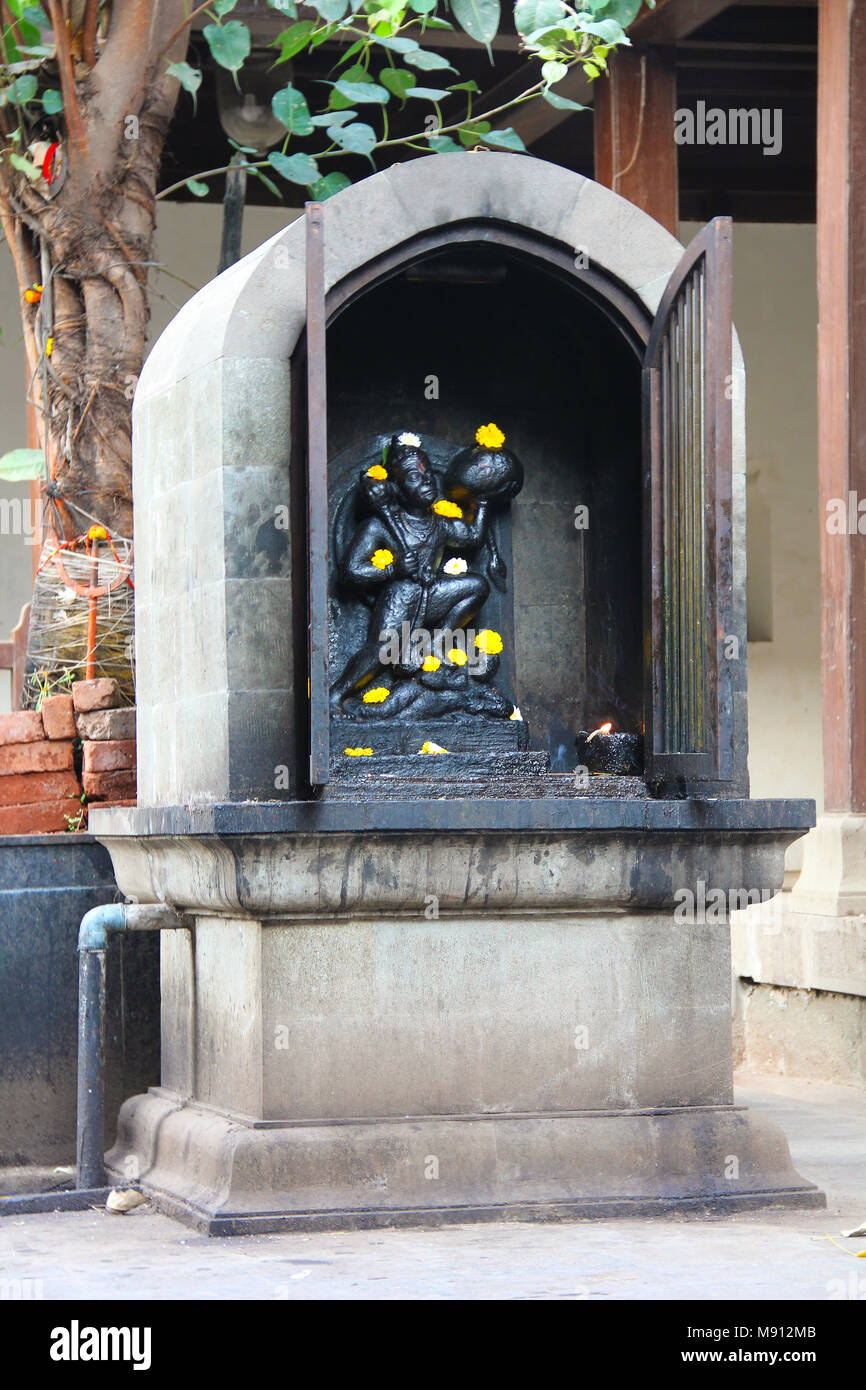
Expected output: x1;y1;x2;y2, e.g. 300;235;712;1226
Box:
158;1;817;223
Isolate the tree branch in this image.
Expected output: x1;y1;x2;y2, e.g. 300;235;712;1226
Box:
83;0;99;69
45;0;88;165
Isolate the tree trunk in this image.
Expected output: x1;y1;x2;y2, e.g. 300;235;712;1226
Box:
0;0;190;542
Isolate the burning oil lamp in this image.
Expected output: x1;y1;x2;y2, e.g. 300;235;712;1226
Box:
575;721;644;776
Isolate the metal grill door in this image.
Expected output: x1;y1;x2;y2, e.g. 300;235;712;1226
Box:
642;217;734;781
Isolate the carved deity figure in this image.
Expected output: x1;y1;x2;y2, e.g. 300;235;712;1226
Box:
330;427;523;721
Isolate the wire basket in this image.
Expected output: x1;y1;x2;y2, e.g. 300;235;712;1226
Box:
23;536;135;710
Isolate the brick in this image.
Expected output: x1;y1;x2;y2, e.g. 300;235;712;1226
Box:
0;798;85;835
0;711;44;746
41;693;77;740
83;769;136;801
83;739;136;773
0;770;82;808
0;740;74;776
75;708;136;741
72;678;121;713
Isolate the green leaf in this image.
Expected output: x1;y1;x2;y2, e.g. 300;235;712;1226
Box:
457;120;490;147
166;61;202;112
309;171;351;200
374;35;419;53
450;0;500;53
270;21;315;64
267;0;297;14
448;79;480;93
329;120;377;157
334;79;390;104
406;85;450;100
481;126;526;150
212;0;238;14
380;68;416;100
428;134;465;153
41;88;63;115
202;20;251;72
541;59;568;85
9;150;39;179
588;0;643;22
311;0;348;18
410;0;437;10
310;108;357;126
269;150;320;184
514;0;565;33
272;83;314;135
404;49;455;71
185;178;209;197
9;73;37;104
249;165;283;199
542;89;587;111
0;448;44;481
580;18;629;44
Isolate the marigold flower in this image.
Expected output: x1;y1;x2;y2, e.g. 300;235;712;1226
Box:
370;548;394;570
344;747;373;756
420;740;448;754
87;525;108;542
421;655;441;672
475;629;503;655
446;648;468;666
433;499;463;518
443;556;468;575
366;464;388;480
475;422;505;449
362;687;390;704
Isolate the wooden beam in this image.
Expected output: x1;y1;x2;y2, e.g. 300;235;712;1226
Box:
816;0;866;812
629;0;732;42
594;47;678;234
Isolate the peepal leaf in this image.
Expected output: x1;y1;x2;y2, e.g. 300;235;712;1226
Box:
404;49;455;72
270;21;315;64
41;88;63;114
202;21;251;73
0;448;45;481
185;178;209;197
514;0;566;34
334;79;390;104
310;171;351;200
269;150;320;185
380;68;416;100
481;127;526;151
330;121;377;157
406;86;450;101
311;0;348;17
272;84;314;136
542;89;587;112
451;0;500;53
166;61;202;110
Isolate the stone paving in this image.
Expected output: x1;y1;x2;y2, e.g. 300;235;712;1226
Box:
0;1074;863;1301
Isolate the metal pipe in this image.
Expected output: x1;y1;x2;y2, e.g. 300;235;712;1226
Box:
76;902;187;1190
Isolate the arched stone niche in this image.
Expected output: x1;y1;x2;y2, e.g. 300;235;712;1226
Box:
132;152;747;807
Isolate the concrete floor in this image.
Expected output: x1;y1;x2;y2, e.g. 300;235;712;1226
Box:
1;1073;863;1301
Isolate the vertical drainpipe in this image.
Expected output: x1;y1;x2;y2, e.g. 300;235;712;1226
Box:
76;902;187;1190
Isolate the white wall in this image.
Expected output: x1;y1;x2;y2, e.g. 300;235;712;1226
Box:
1;210;823;827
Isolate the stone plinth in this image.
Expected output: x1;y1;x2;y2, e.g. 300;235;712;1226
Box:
95;804;823;1232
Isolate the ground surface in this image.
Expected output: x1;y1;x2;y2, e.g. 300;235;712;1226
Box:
0;1074;863;1301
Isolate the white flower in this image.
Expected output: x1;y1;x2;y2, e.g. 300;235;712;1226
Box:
443;556;468;575
509;706;523;721
397;432;421;447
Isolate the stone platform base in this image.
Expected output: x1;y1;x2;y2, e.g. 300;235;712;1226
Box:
108;1090;823;1237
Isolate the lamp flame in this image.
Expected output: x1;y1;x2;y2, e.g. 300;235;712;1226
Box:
586;721;613;744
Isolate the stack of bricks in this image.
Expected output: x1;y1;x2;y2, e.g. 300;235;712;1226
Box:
0;677;136;836
74;679;137;811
